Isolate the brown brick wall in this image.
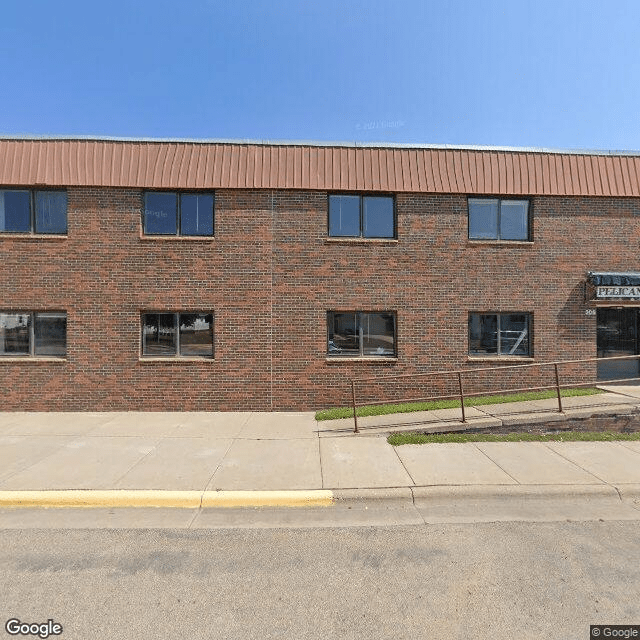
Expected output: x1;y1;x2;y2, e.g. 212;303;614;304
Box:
2;188;639;410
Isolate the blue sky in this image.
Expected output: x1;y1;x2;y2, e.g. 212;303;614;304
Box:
1;0;639;150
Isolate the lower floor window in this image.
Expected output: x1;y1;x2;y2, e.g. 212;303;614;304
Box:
327;311;396;357
142;312;214;357
469;312;531;356
0;312;67;357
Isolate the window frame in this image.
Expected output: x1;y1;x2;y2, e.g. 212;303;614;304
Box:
468;197;531;242
142;191;215;237
0;189;68;235
140;311;215;358
327;193;396;239
0;311;67;358
468;312;532;357
327;311;397;358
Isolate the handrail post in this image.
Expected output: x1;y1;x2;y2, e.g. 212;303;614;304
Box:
457;372;466;423
554;363;563;413
351;380;359;433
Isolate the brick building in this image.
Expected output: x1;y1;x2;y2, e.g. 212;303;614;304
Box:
1;137;640;411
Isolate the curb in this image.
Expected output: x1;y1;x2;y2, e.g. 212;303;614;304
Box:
331;488;414;507
0;490;334;509
410;484;621;502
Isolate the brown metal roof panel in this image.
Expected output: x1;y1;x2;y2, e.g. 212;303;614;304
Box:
308;146;317;190
432;150;445;192
166;143;181;186
619;156;634;195
266;146;276;188
406;149;418;191
413;149;425;191
613;155;625;195
558;155;570;195
569;154;581;195
388;149;400;191
494;153;506;193
344;147;353;190
361;147;371;190
452;150;466;192
575;155;588;195
244;146;255;189
515;152;526;194
631;157;640;195
583;154;596;196
508;152;519;194
596;156;611;196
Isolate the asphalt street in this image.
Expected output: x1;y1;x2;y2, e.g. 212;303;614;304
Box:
1;522;639;640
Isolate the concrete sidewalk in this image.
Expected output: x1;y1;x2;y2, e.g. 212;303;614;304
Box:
1;385;640;514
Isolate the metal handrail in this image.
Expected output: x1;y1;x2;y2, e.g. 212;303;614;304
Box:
348;354;640;433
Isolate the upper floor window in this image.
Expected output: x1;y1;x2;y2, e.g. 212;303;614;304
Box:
143;192;214;236
468;198;530;241
142;312;214;358
469;312;531;357
0;312;67;357
0;190;67;234
328;194;395;239
327;311;396;357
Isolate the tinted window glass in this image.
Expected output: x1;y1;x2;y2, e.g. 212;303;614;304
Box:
0;191;30;232
34;313;67;356
329;195;360;237
144;193;177;235
142;313;176;355
179;313;213;356
362;312;395;355
35;191;67;234
500;313;529;355
469;313;498;355
0;313;30;355
180;194;214;236
363;197;394;238
328;312;359;355
500;201;528;240
469;199;498;239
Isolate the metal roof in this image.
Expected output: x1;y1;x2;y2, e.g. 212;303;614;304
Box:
2;137;640;195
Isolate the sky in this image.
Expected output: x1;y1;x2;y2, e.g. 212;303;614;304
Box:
1;0;640;150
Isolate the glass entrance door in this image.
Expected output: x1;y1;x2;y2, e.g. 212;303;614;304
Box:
597;308;639;380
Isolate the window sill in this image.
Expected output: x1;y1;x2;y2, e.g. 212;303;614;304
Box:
139;234;215;242
0;234;67;240
0;357;67;363
138;357;214;363
325;238;398;244
467;239;532;246
326;357;398;363
467;356;534;362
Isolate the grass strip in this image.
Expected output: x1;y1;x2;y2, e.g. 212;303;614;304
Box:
315;387;604;421
388;431;640;446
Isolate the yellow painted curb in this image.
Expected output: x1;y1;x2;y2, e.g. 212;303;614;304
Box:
201;490;334;508
0;490;202;509
0;490;335;509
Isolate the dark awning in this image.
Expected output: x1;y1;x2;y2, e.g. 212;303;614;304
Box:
588;272;640;286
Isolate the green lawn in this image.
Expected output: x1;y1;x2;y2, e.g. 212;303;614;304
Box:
315;387;604;421
388;431;640;445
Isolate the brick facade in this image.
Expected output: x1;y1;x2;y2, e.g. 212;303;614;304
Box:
3;152;640;411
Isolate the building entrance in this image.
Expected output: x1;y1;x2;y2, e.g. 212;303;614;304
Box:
596;308;639;381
